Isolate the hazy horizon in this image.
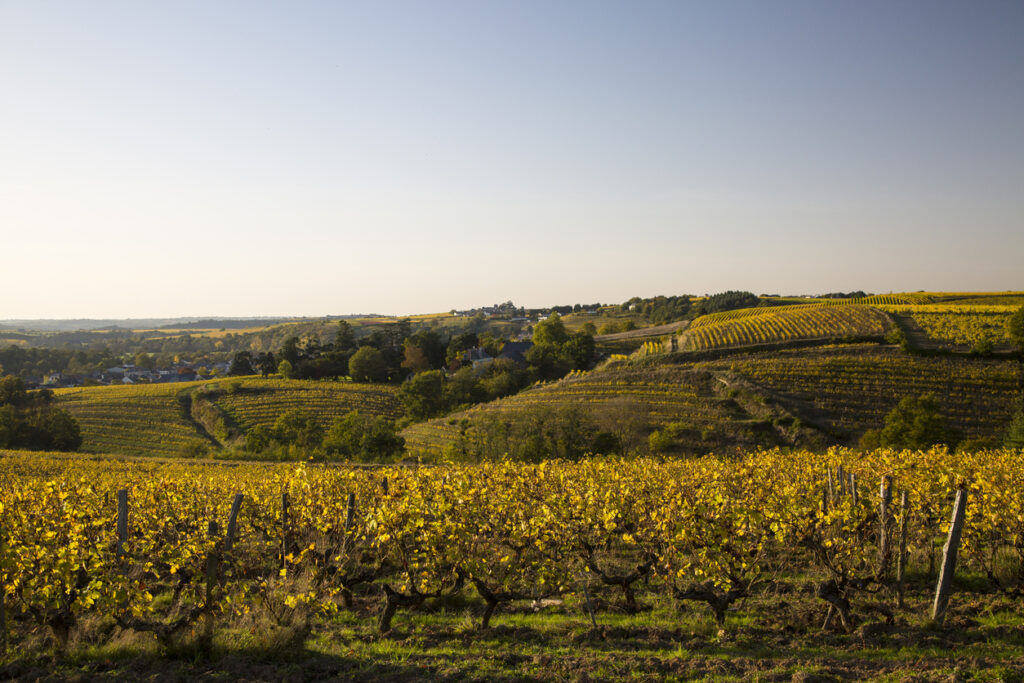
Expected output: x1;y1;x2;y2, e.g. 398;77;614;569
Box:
3;1;1022;319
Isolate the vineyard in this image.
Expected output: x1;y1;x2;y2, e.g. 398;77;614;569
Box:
818;293;935;306
403;343;1021;457
879;304;1017;348
698;345;1021;442
209;378;402;431
56;379;403;458
55;381;211;458
402;365;787;456
2;448;1024;679
681;305;890;352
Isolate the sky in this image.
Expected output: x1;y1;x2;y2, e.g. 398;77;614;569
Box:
2;1;1022;318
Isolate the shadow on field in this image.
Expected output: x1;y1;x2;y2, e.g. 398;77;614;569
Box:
0;646;437;683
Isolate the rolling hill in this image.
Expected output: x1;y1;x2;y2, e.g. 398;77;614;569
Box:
56;378;402;457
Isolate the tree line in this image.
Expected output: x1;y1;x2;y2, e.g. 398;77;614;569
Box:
0;376;81;451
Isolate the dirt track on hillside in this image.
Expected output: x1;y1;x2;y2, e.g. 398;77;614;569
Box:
594;319;689;341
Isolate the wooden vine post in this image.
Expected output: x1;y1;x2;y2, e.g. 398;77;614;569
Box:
932;486;968;625
281;491;290;572
0;524;6;653
345;493;356;533
204;520;220;641
225;494;244;553
205;520;220;607
879;477;892;570
897;490;909;608
116;488;129;558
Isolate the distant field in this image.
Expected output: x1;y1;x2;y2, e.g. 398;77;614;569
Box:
682;304;889;351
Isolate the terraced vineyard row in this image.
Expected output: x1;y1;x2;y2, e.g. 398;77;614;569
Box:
56;382;210;457
689;303;823;328
210;378;402;431
682;305;889;351
820;293;935;306
879;304;1016;347
699;346;1020;440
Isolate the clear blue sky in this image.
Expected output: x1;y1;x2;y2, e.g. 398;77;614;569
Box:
2;1;1022;318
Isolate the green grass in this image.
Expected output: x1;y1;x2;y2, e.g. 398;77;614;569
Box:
8;577;1024;682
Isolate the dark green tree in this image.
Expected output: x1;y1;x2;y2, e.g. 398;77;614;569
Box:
444;366;485;407
348;346;387;382
525;343;572;381
1006;408;1024;450
273;409;323;450
407;328;446;369
323;410;404;462
532;312;569;347
0;376;81;451
446;332;479;368
334;320;356;353
861;392;960;450
1010;305;1024;354
280;336;302;366
399;370;447;420
563;331;595;370
228;351;254;376
256;351;276;377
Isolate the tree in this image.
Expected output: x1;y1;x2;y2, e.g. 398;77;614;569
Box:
1010;305;1024;354
277;359;294;379
1006;408;1024;450
256;351;276;377
400;342;432;374
697;291;760;316
860;392;960;450
349;346;387;382
563;331;595;370
272;409;323;450
532;313;568;347
280;336;302;366
0;376;28;407
323;410;404;462
0;376;81;451
407;328;446;369
444;366;485;407
446;332;479;368
525;343;571;381
334;320;356;353
134;351;156;370
228;351;254;376
399;370;446;420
